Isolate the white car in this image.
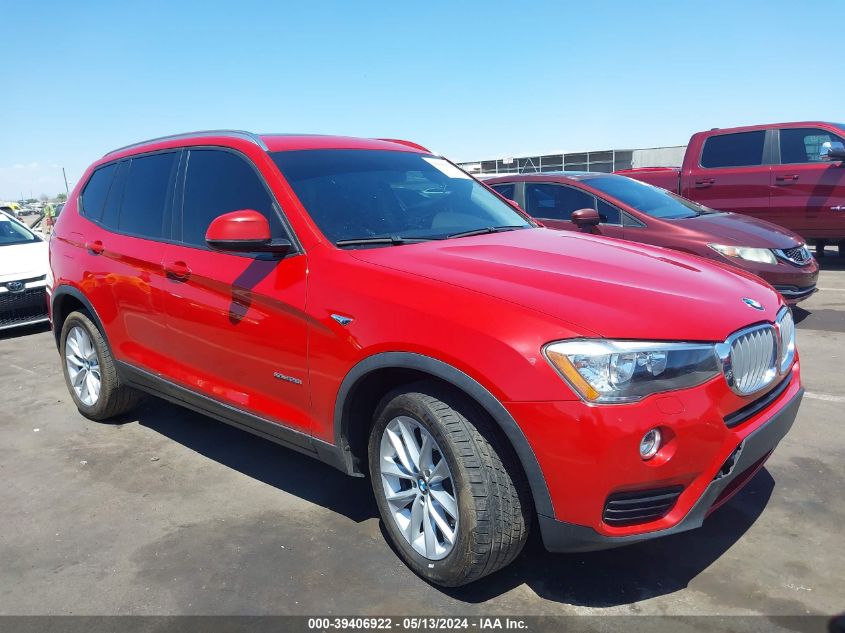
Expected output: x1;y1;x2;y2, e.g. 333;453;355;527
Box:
0;214;49;331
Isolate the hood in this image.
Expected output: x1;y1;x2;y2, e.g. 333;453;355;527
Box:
673;212;803;248
350;228;782;342
0;240;48;282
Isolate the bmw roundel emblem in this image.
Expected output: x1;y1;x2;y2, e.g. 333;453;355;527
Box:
743;298;764;311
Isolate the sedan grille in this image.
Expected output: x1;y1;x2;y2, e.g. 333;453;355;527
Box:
775;246;812;266
722;324;778;396
0;287;48;328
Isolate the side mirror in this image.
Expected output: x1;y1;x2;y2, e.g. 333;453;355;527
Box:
820;140;845;161
205;209;291;254
571;207;601;229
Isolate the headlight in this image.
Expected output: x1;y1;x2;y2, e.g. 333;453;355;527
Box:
777;308;795;373
544;340;720;403
708;244;777;265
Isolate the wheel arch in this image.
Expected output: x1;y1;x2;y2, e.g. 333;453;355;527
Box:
334;352;554;517
51;286;106;348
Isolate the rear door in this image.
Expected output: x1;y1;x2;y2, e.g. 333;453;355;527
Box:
770;126;845;239
523;182;625;238
160;147;311;435
686;130;773;223
78;151;179;376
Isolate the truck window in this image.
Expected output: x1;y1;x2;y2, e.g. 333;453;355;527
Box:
700;131;766;168
779;128;845;164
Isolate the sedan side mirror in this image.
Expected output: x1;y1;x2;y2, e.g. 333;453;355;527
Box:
205;209;291;254
820;140;845;161
571;207;601;230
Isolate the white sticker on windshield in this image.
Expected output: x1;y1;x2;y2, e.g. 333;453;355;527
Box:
422;157;471;180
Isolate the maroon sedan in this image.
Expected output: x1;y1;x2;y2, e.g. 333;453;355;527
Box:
485;172;819;304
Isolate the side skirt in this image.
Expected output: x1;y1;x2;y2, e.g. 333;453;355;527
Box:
115;361;349;474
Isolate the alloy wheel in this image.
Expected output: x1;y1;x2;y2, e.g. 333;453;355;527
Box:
65;326;101;406
379;416;459;560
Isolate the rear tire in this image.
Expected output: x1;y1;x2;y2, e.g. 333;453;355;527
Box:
60;310;142;421
368;381;531;586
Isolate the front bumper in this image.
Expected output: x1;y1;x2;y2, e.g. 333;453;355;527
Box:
536;385;803;552
774;284;817;305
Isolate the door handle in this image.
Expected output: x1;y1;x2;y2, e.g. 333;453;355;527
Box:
85;240;104;255
165;261;192;281
832;205;845;211
775;174;799;183
695;178;715;188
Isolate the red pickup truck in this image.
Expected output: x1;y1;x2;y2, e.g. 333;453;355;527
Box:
617;122;845;256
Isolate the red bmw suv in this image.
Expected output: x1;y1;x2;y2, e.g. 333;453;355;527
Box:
49;131;803;586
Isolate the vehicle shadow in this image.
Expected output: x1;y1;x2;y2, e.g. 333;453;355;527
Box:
0;321;51;341
131;395;774;607
133;397;378;524
444;469;774;606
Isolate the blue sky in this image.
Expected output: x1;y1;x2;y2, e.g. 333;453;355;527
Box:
2;0;843;199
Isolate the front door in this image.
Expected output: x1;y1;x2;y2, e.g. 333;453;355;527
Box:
160;147;311;434
770;126;845;239
523;182;625;239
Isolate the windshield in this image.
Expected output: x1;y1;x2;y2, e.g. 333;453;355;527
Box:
0;217;39;246
271;150;531;246
585;175;706;219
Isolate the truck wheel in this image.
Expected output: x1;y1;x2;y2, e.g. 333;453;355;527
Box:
60;311;142;421
368;382;531;586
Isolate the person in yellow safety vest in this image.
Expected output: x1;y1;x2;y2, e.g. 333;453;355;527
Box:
43;203;55;234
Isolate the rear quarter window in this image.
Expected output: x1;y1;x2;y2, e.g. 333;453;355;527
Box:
80;163;117;220
700;131;766;168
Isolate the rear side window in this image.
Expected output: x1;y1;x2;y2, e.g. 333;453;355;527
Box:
118;152;179;239
181;149;281;248
525;183;594;221
490;183;515;200
700;131;766;168
80;163;117;220
780;127;845;164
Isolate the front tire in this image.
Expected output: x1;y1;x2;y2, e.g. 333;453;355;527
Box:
60;310;142;421
368;382;531;586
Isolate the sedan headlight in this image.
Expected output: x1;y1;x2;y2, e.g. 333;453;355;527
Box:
708;244;778;265
544;340;721;403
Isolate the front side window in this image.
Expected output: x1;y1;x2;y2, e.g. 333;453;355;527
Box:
271;150;530;245
0;217;39;245
585;175;701;220
700;131;766;168
118;152;179;239
525;183;595;221
780;127;845;164
81;163;117;220
182;149;282;248
490;183;516;200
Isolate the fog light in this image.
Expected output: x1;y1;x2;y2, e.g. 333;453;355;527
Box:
640;428;661;460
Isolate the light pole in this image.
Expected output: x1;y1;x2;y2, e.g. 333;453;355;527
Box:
62;167;70;194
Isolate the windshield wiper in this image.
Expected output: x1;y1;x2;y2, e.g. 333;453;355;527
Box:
335;236;436;248
446;225;527;239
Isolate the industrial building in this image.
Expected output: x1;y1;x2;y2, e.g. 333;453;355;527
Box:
457;145;686;175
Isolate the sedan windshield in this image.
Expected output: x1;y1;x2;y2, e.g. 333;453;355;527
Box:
271;150;532;246
0;217;39;246
585;175;707;220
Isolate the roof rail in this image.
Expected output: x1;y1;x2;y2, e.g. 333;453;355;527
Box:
103;130;267;157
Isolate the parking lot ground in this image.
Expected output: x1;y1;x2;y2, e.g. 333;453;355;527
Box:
1;265;843;618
